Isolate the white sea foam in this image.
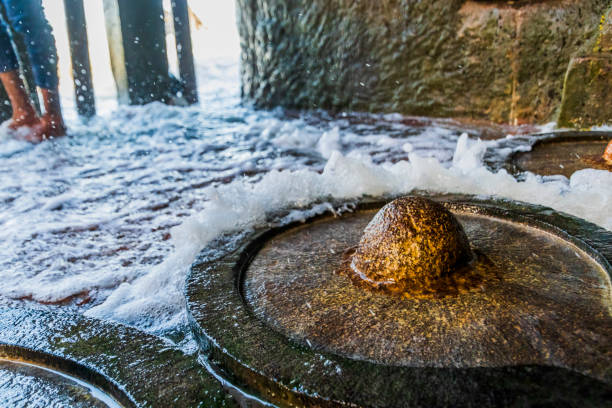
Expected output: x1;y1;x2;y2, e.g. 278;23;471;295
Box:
85;133;612;333
0;120;34;143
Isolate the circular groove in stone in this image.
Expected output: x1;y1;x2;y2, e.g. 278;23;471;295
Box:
0;358;121;408
0;302;238;408
243;210;611;370
187;195;612;408
506;131;611;177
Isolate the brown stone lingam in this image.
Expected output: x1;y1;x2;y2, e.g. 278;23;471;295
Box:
343;196;492;298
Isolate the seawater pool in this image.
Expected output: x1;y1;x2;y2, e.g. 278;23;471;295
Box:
0;60;610;343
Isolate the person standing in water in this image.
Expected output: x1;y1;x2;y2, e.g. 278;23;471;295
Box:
0;0;65;142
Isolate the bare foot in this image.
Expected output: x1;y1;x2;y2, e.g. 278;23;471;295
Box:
17;113;66;143
8;108;38;130
604;140;612;165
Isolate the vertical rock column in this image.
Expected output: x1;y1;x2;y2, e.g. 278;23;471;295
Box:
64;0;96;117
103;0;172;105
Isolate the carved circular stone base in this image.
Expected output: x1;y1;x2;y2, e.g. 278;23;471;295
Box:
187;194;612;408
508;131;611;178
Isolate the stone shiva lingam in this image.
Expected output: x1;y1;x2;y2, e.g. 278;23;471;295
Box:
343;196;486;298
187;194;612;407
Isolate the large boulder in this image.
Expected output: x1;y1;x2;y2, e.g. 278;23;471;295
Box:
237;0;610;124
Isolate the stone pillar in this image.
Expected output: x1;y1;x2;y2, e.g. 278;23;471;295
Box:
64;0;96;117
171;0;197;105
103;0;171;105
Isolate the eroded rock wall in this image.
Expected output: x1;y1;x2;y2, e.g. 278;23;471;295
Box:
237;0;610;125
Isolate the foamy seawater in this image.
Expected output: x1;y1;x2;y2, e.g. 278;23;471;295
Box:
0;60;610;338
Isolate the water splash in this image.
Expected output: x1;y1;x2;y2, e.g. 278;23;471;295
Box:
87;133;611;333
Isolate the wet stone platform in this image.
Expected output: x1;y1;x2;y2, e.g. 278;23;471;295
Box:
0;301;238;408
0;359;115;408
245;209;611;372
0;126;610;406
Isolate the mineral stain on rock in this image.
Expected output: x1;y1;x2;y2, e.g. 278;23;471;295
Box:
341;196;495;298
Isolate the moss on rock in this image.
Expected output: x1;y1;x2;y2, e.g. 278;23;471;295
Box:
558;6;612;128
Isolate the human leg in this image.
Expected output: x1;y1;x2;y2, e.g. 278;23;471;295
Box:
2;0;58;90
0;70;38;129
0;8;38;129
0;8;18;74
3;0;64;140
33;87;65;139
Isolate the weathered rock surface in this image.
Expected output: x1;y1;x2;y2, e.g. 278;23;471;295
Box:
237;0;610;124
558;6;612;128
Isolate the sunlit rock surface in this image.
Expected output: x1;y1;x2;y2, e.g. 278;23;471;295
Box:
237;0;609;124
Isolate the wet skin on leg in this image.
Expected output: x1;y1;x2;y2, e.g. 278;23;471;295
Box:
0;0;66;142
29;87;66;141
0;70;38;130
0;71;66;142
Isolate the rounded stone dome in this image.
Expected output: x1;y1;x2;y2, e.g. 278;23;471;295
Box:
349;196;473;295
